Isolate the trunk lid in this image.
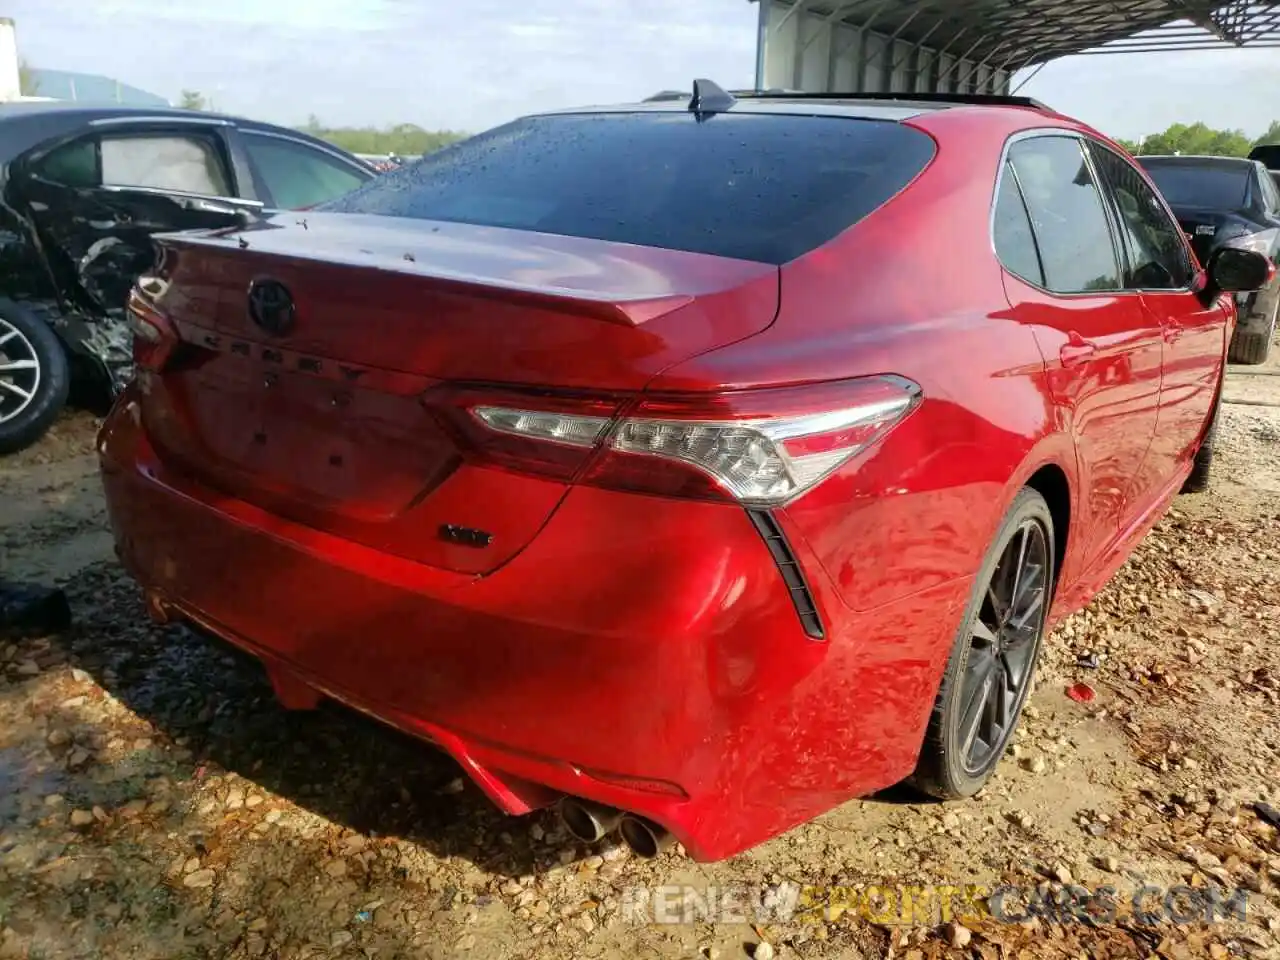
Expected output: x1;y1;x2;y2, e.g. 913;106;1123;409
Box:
139;214;779;574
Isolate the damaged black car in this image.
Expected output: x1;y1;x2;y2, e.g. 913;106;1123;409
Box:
0;101;375;453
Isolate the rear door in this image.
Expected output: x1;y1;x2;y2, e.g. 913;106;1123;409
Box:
995;133;1164;574
1087;140;1226;495
18;120;256;315
234;129;372;210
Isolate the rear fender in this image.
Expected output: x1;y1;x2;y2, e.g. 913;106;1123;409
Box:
1000;436;1081;619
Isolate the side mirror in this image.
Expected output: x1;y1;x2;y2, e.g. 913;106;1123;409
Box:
1207;247;1275;294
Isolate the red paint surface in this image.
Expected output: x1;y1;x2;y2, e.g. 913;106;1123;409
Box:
100;104;1225;861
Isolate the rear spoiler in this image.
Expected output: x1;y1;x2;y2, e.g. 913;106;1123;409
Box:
155;230;696;328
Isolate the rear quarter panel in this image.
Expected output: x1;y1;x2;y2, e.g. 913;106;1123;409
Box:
651;108;1078;618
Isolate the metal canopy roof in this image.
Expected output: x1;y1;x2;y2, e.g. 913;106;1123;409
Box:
753;1;1280;80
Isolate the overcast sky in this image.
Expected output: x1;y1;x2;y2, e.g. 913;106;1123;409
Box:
8;0;1279;141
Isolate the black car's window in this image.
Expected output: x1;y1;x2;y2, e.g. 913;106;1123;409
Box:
100;134;231;195
1140;161;1250;211
33;138;98;188
1089;144;1194;290
1008;136;1122;294
242;133;369;210
320;112;937;264
1255;162;1280;215
993;162;1045;287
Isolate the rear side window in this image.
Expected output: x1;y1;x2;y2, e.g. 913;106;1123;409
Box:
993;162;1045;286
320;112;937;264
1140;161;1249;211
1008;136;1122;294
100;134;231;195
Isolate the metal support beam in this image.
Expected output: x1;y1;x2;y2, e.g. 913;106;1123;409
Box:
935;35;987;86
754;0;770;90
749;0;1280;94
878;7;921;89
817;0;885;90
770;0;812;35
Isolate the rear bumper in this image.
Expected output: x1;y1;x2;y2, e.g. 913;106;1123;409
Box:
98;388;966;860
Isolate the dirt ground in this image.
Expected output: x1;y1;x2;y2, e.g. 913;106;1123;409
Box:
3;355;1280;960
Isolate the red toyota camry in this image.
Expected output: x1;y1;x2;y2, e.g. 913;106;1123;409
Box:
98;84;1273;862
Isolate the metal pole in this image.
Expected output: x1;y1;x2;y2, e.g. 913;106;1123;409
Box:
1010;60;1047;94
754;0;771;90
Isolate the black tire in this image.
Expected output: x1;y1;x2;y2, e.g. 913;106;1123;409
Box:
0;299;71;455
1181;388;1220;494
1228;291;1277;365
911;488;1055;799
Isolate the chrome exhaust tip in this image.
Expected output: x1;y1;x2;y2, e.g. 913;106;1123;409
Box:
558;798;623;844
619;814;674;858
144;591;173;625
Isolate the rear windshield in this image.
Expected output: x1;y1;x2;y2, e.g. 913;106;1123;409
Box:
1140;161;1250;211
319;112;936;264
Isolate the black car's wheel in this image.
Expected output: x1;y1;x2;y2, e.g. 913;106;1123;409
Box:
0;300;70;455
911;488;1054;799
1228;289;1278;365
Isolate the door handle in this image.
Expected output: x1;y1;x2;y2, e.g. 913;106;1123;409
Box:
1059;336;1097;368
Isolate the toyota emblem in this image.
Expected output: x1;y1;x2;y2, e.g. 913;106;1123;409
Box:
247;278;295;336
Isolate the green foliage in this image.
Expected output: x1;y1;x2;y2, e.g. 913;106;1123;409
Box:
178;90;209;111
298;117;466;157
1256;120;1280;147
1125;120;1279;157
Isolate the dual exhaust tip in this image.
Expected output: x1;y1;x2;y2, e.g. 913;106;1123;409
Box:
558;797;674;858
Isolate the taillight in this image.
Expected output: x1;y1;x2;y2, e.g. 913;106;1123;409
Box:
126;284;179;372
446;376;920;505
427;385;626;482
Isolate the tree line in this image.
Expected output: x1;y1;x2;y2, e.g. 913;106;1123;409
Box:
23;80;1280;162
1115;120;1280;158
173;93;466;156
296;116;464;157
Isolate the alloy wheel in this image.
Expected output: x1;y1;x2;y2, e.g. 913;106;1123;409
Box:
957;518;1049;775
0;317;42;426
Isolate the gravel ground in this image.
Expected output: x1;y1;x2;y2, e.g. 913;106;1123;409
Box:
3;358;1280;959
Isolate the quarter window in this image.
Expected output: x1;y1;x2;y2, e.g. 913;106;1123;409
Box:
993;161;1045;287
33;138;98;188
1089;144;1193;290
1007;136;1122;294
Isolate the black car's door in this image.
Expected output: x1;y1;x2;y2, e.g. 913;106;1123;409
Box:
15;120;260;316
